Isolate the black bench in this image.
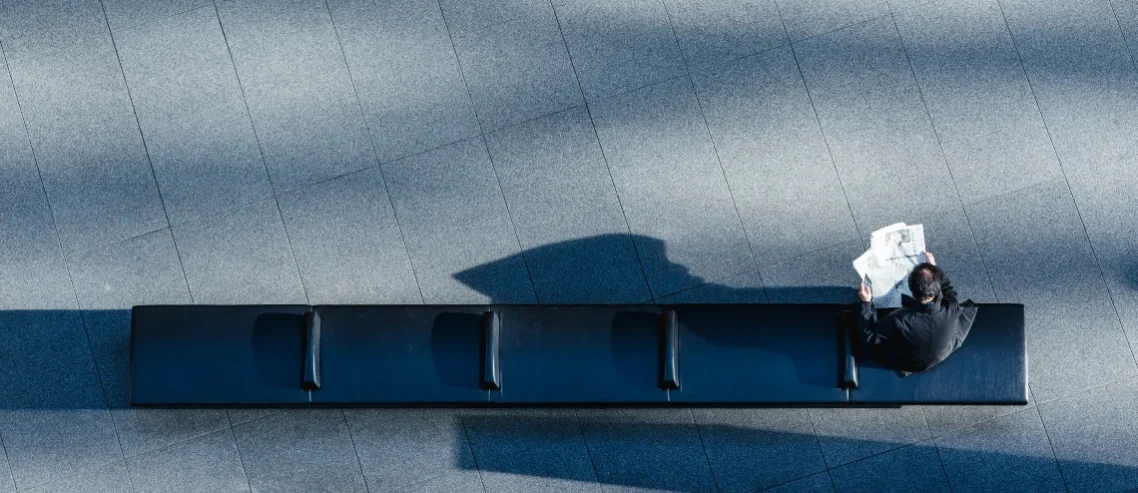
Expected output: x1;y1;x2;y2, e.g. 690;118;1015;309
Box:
129;303;1027;406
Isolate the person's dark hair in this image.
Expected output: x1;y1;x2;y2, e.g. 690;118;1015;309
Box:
908;263;941;302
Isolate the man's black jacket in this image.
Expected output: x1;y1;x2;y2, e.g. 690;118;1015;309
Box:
857;267;978;375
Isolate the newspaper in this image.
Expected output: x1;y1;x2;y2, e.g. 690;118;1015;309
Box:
853;223;926;308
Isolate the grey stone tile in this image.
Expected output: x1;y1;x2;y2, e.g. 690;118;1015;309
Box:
9;35;167;255
384;138;535;303
485;108;650;303
665;0;787;71
127;429;250;493
173;199;307;304
278;167;421;305
657;269;768;303
463;409;599;492
895;0;1062;205
0;0;108;61
103;0;210;31
693;46;858;266
761;472;834;492
776;0;888;42
808;407;931;467
591;77;755;296
69;228;190;356
1002;0;1138;173
438;0;552;32
858;202;996;304
577;409;717;492
554;0;687;102
217;0;379;193
760;239;862;303
1038;377;1138;491
233;410;366;493
21;461;131;493
0;453;11;493
328;0;479;163
446;2;583;131
116;6;273;224
921;386;1034;436
1068;156;1138;360
345;409;481;492
0;311;121;490
966;179;1137;403
693;408;826;492
885;0;936;12
936;407;1064;491
795;16;957;231
828;443;947;492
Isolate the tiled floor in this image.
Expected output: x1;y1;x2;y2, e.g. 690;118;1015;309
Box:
1;0;1137;491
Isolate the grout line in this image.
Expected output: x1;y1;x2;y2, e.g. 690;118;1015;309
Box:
994;0;1138;380
888;10;1000;303
435;0;542;303
323;0;426;305
211;0;311;305
1107;0;1138;74
1033;405;1072;493
571;410;605;489
548;0;656;301
772;1;865;244
659;0;766;306
0;430;14;493
339;410;371;492
801;409;832;470
921;407;955;491
228;424;256;493
93;0;193;304
685;409;723;493
455;415;490;493
9;9;137;490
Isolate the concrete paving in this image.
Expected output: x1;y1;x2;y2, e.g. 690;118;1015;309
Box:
1;0;1137;490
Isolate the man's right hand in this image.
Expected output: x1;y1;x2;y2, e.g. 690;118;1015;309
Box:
858;280;872;302
923;251;936;266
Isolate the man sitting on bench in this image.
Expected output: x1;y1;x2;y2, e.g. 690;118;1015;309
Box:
856;252;978;376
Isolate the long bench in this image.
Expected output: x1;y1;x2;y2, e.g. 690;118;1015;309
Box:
129;303;1027;406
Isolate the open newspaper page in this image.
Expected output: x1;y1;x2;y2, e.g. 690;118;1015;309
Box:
852;223;926;308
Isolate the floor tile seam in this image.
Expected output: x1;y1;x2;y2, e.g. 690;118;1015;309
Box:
771;2;864;243
19;4;137;480
571;409;605;488
801;409;832;470
321;0;427;305
1106;0;1138;75
2;40;133;493
918;406;955;490
211;0;312;306
0;428;14;493
435;0;542;304
661;0;764;292
547;0;656;300
113;421;233;462
338;409;371;492
888;10;1000;303
991;0;1138;374
748;467;832;493
1033;374;1138;409
821;432;941;472
95;0;195;308
226;423;255;492
1032;405;1072;492
684;408;724;492
454;415;490;493
780;3;893;47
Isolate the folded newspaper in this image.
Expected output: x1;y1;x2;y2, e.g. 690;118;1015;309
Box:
853;223;926;308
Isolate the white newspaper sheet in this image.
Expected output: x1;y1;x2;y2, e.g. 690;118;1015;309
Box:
853;223;926;308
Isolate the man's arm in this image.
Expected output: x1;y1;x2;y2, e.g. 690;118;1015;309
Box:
924;251;958;306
